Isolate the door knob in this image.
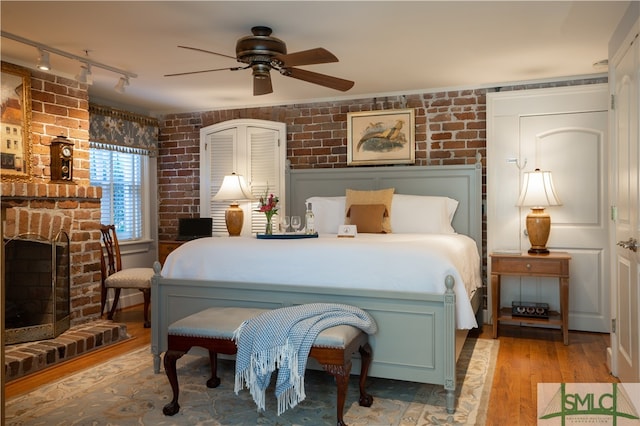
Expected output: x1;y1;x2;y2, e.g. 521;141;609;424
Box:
617;237;638;252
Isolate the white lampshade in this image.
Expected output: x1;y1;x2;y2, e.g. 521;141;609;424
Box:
212;173;253;201
516;169;562;208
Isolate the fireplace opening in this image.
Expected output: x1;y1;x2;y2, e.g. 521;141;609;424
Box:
4;231;71;345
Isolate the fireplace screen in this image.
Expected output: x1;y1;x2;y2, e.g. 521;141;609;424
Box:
4;231;71;345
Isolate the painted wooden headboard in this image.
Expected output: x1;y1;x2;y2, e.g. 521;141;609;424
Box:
285;162;483;252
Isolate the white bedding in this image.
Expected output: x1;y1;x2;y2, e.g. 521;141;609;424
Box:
161;233;482;329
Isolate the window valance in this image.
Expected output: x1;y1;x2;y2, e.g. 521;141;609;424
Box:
89;104;159;156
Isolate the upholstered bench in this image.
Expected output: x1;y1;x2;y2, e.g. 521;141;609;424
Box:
162;306;373;426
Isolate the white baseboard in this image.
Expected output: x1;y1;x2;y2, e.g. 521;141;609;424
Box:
104;289;144;312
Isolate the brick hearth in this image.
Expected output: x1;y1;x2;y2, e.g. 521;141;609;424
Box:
4;320;128;382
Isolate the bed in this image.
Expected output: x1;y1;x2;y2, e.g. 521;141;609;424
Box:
151;161;483;414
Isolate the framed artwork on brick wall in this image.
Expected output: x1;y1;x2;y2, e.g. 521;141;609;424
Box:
1;62;32;182
347;109;415;166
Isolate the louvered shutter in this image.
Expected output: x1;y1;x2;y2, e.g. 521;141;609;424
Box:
203;128;237;235
248;126;282;233
200;119;285;237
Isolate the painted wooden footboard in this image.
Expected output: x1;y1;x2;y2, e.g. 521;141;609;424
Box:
151;264;459;413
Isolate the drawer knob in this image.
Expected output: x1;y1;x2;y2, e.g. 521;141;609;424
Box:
526;263;531;269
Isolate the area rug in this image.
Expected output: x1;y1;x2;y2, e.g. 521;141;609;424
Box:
5;338;498;426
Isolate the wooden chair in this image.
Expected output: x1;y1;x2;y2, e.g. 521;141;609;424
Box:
100;224;154;328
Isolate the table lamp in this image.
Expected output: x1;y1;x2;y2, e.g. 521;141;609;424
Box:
212;173;253;236
516;168;562;254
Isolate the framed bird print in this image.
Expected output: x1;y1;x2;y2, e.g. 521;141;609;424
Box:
347;109;415;166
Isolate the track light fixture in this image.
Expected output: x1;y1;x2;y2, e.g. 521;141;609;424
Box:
1;30;136;89
114;76;129;93
36;49;51;71
75;63;93;85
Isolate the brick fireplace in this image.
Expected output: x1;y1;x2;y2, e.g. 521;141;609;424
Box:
4;230;71;345
1;66;105;327
1;182;124;380
1;65;132;379
2;182;104;326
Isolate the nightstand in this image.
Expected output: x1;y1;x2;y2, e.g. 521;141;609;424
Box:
490;251;571;345
158;240;185;265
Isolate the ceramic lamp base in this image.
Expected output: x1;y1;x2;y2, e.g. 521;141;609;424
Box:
225;203;244;236
526;207;551;254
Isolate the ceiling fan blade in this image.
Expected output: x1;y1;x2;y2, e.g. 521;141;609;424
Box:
285;68;354;92
177;45;237;61
274;48;338;67
253;73;273;96
164;66;245;77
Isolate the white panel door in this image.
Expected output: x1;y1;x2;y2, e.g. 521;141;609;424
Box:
519;112;609;332
611;20;639;381
487;85;609;332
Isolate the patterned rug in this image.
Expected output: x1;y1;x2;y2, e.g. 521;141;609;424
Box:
5;338;498;426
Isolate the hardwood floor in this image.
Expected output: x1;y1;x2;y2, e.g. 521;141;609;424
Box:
5;305;617;425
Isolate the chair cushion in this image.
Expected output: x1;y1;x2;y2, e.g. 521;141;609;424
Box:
105;267;154;289
168;306;363;348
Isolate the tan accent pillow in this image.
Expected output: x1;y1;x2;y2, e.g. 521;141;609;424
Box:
345;188;394;233
346;204;389;233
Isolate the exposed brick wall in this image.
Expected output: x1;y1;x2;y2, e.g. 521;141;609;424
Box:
1;65;103;325
29;70;91;186
158;90;487;239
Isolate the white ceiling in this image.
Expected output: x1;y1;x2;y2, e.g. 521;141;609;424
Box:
0;1;630;116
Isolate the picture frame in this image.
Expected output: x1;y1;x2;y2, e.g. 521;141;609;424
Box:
347;109;415;166
1;62;32;182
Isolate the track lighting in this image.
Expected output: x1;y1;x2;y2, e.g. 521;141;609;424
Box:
36;49;51;71
75;63;93;85
114;76;129;94
1;30;137;88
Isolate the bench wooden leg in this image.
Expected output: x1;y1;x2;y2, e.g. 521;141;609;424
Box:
358;343;374;407
163;348;222;416
162;349;186;416
206;349;221;388
322;361;352;426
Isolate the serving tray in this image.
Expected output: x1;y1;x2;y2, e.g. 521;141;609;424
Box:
256;232;318;239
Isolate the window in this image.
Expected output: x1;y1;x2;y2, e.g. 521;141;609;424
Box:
90;148;146;241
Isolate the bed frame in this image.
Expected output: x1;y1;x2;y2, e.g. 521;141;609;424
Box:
151;161;483;414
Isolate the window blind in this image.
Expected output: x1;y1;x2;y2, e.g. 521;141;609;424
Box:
90;149;143;240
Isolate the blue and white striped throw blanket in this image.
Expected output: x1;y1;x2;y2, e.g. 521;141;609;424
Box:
233;303;377;415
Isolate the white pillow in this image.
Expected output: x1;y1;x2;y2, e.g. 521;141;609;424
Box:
305;196;346;234
390;194;459;234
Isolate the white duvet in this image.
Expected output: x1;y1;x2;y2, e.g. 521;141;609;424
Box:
161;233;482;329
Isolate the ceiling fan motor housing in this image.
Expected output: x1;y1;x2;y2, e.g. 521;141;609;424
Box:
235;26;287;67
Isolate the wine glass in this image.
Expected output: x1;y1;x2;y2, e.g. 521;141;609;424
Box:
291;216;302;233
281;216;290;233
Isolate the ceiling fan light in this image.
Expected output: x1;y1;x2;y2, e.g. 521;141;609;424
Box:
252;63;271;80
36;49;51;71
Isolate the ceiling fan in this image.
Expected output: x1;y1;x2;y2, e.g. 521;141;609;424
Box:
165;26;354;96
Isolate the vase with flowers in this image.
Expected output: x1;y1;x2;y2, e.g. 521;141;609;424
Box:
256;189;279;235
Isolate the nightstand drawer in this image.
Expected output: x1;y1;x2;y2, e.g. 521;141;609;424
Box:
492;256;569;276
159;241;184;265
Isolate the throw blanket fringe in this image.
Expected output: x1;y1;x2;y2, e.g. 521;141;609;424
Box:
233;303;377;415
